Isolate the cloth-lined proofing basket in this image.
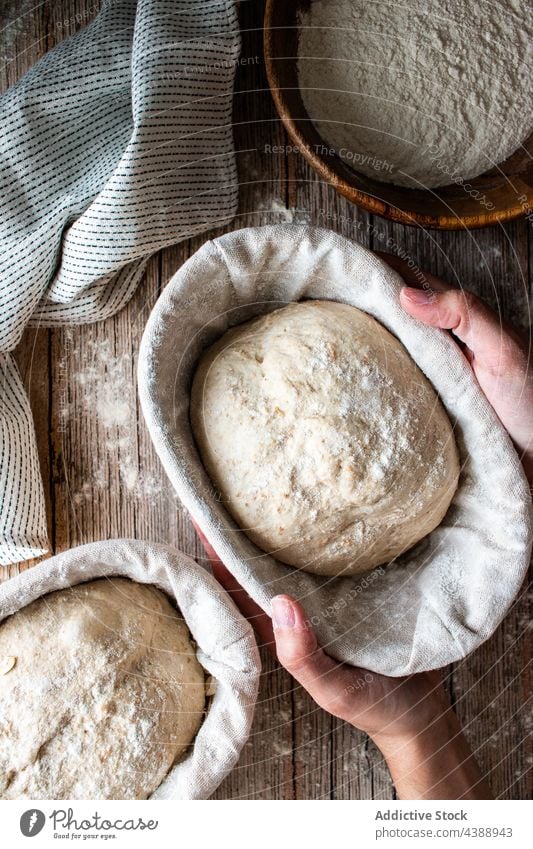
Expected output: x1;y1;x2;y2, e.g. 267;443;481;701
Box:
138;225;533;676
0;539;261;800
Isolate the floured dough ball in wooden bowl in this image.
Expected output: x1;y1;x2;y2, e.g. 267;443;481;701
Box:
191;300;460;576
0;578;205;799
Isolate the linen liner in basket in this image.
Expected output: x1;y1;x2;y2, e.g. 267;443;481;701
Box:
138;225;533;677
0;539;261;800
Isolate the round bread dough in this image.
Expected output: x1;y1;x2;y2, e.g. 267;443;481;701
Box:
0;578;205;799
191;300;460;576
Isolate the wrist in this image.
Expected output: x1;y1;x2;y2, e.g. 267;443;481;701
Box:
371;707;492;800
365;677;452;753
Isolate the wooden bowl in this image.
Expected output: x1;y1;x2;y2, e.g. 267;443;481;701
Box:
264;0;533;230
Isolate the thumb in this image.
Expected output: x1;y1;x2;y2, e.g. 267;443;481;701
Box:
399;286;515;365
271;595;366;720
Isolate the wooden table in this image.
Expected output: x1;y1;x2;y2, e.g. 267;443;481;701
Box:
1;0;531;800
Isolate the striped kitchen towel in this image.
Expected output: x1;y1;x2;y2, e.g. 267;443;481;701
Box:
0;0;240;564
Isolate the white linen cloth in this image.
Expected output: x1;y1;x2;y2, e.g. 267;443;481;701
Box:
0;0;240;564
0;538;261;799
138;224;533;676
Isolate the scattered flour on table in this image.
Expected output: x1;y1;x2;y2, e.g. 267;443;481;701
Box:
59;339;164;503
298;0;533;187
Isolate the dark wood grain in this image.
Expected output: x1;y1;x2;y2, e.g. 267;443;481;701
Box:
1;0;531;801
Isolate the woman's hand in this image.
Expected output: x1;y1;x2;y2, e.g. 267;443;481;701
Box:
194;525;492;799
379;253;533;483
269;593;491;800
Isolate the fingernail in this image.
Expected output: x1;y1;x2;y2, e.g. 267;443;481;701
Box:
271;596;295;628
402;286;432;305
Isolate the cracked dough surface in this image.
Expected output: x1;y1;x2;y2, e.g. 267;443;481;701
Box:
0;578;205;799
191;300;459;576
